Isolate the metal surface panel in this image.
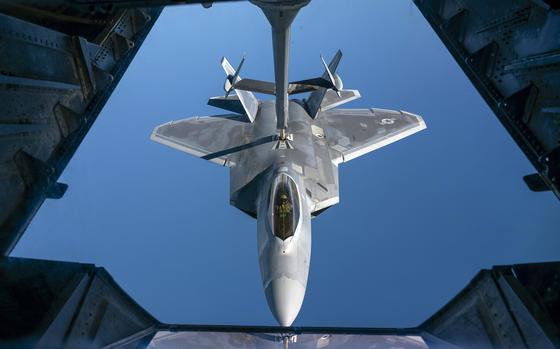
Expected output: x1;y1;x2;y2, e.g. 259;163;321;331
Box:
1;257;558;348
503;262;560;347
147;330;429;349
421;263;560;348
414;0;560;199
0;3;162;255
0;257;157;349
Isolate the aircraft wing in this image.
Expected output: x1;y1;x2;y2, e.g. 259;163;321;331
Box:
151;115;251;167
321;108;426;164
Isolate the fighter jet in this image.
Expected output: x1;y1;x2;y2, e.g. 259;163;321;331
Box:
151;0;426;327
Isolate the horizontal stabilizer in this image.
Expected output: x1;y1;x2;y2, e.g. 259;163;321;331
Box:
320;89;361;111
208;95;247;116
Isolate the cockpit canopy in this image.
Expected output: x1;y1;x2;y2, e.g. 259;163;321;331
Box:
270;173;300;240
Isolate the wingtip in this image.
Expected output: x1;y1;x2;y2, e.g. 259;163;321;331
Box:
401;110;427;130
149;121;175;140
149;128;160;142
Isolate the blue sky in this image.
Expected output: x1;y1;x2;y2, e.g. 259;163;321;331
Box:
12;0;560;328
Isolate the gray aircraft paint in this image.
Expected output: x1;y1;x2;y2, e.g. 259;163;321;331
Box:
151;0;426;327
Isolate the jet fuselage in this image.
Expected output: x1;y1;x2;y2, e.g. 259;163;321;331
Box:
230;100;336;326
151;0;426;328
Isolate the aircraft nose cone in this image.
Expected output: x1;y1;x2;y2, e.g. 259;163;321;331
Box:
265;277;305;327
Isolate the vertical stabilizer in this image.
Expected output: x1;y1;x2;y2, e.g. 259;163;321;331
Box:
221;57;258;122
305;50;343;119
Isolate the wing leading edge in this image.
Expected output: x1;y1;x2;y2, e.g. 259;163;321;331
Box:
321;108;426;164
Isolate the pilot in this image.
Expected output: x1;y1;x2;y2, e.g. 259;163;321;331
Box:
277;193;292;218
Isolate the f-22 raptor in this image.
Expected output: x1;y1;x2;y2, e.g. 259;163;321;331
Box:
151;0;426;327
